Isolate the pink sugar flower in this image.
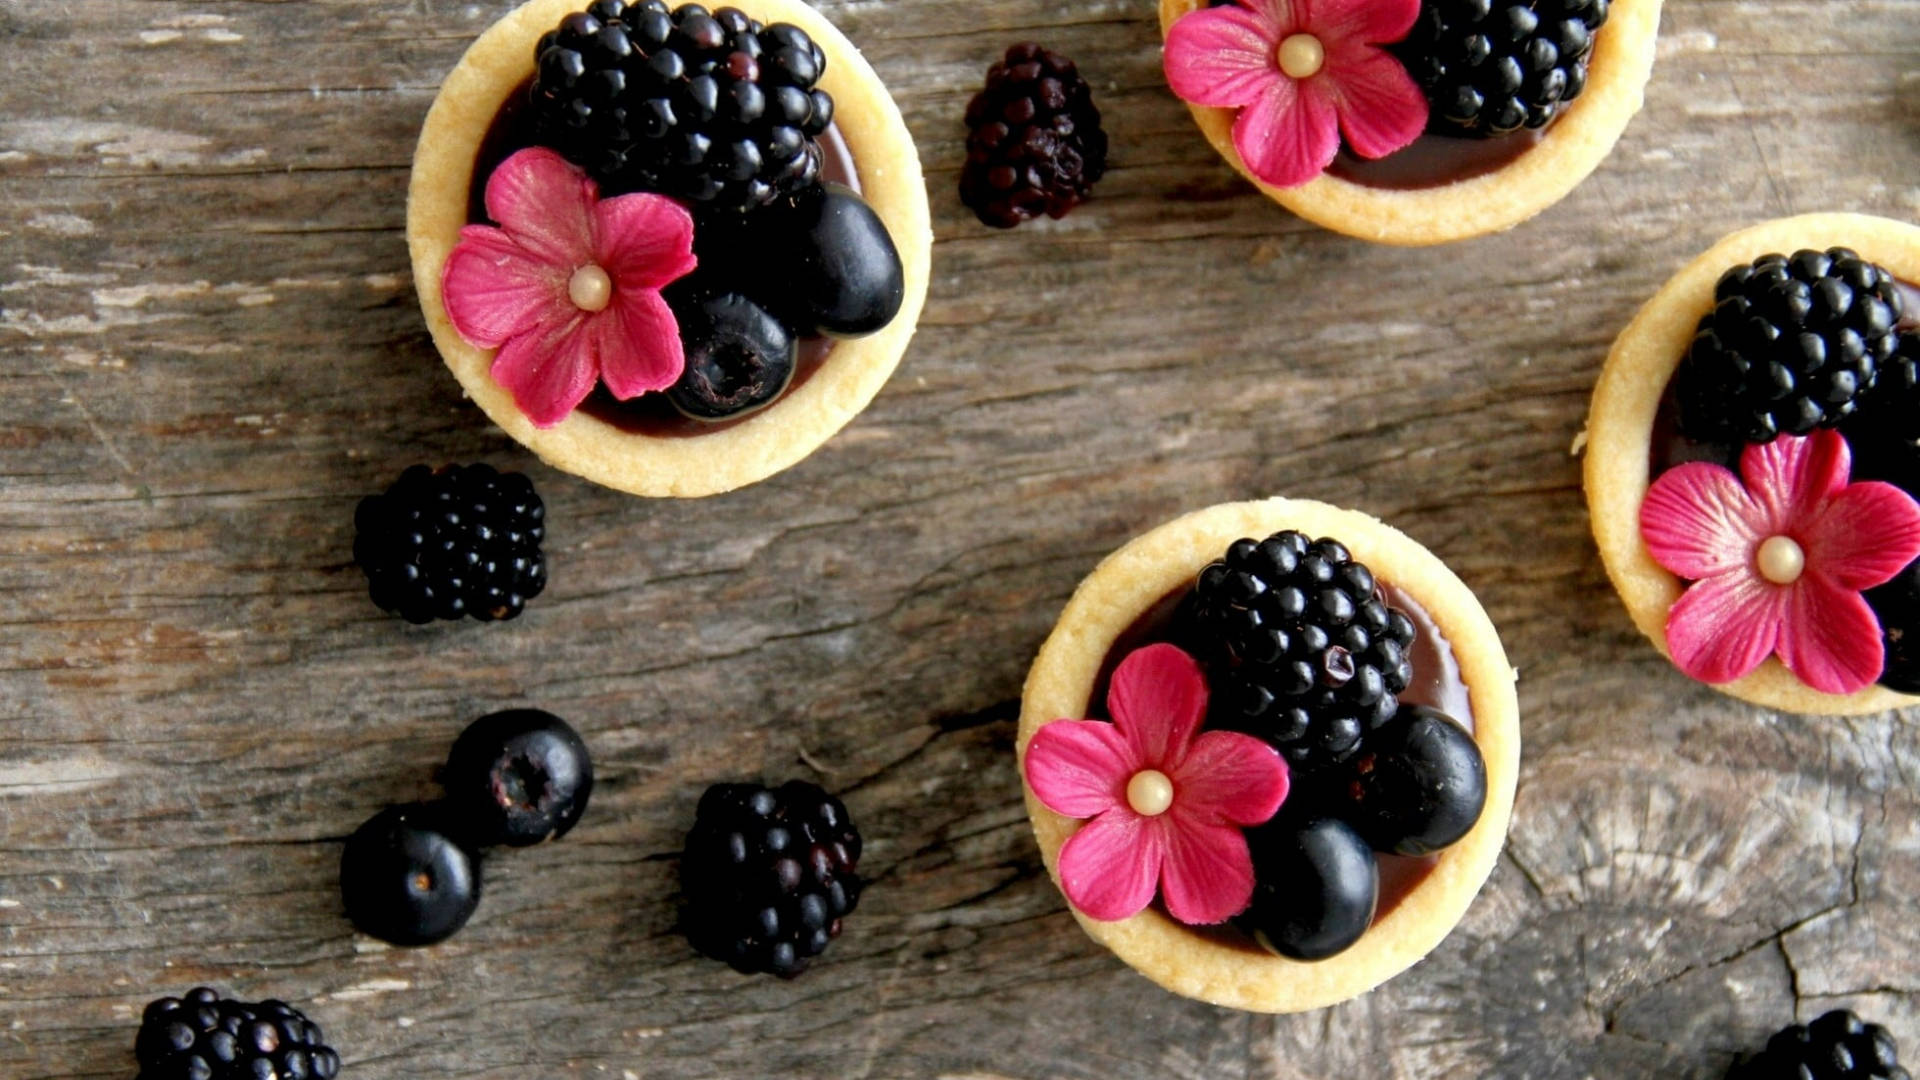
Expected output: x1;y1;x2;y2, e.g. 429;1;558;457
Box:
1024;643;1289;925
1640;430;1920;695
1163;0;1429;189
442;147;697;428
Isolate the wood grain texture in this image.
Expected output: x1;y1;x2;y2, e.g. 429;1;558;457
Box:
2;0;1919;1077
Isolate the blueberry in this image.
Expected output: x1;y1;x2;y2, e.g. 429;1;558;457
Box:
339;804;480;946
1237;814;1377;961
665;289;797;420
764;183;904;337
442;709;594;848
1336;705;1487;856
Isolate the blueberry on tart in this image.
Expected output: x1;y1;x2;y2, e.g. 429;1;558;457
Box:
409;0;931;497
1018;497;1517;1012
1584;212;1920;714
1156;0;1661;245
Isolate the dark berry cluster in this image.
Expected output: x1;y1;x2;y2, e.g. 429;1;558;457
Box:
353;464;546;625
1400;0;1610;137
959;43;1107;228
530;0;831;211
681;780;862;977
341;711;593;947
1732;1010;1910;1080
1676;248;1904;444
1175;531;1487;962
1180;531;1417;773
135;988;339;1080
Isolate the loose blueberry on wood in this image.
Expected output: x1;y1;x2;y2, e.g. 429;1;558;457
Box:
665;287;797;420
442;709;594;848
1238;813;1378;961
339;803;481;947
1336;704;1487;856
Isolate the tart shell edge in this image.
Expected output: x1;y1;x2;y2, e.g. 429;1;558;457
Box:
1017;496;1520;1013
1582;211;1920;715
407;0;932;498
1155;0;1663;247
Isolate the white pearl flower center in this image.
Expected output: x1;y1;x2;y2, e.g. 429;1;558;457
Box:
1756;535;1806;585
1277;33;1326;79
568;264;613;313
1126;769;1175;817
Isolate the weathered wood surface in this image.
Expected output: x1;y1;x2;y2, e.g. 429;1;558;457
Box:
3;0;1920;1076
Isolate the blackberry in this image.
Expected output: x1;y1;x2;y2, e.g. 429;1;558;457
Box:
1400;0;1610;137
1730;1010;1909;1080
681;780;862;977
960;43;1108;228
135;987;340;1080
1676;249;1904;444
1842;332;1920;493
529;0;832;212
1178;531;1417;773
353;464;547;624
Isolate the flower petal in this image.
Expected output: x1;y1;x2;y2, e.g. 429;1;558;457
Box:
482;147;598;269
1320;44;1429;160
1164;6;1283;109
1307;0;1422;45
1171;730;1289;826
1802;479;1920;591
1025;719;1137;819
1107;643;1209;769
1664;571;1787;685
1641;461;1769;581
1056;811;1164;922
1158;816;1256;925
593;192;698;290
590;288;686;398
441;225;569;349
1776;580;1886;695
1742;430;1850;529
1231;75;1340;189
1239;0;1303;36
489;312;599;428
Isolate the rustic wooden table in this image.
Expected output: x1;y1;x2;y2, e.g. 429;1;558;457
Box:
5;0;1920;1076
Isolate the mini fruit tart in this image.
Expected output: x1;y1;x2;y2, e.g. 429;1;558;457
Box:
1157;0;1661;245
1585;213;1920;714
409;0;931;497
1017;497;1519;1012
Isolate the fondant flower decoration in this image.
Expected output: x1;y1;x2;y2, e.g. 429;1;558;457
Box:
1163;0;1428;189
1024;642;1289;925
1640;430;1920;694
442;147;697;428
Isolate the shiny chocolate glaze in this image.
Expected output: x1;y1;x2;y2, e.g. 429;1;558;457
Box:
465;79;859;437
1324;128;1544;191
1087;572;1477;948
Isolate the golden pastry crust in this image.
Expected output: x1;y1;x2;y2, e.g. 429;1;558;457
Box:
1017;498;1520;1013
407;0;931;497
1583;213;1920;715
1156;0;1662;246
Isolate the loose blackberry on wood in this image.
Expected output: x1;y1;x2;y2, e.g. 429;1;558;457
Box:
1730;1009;1910;1080
1178;531;1418;774
353;464;547;624
136;988;341;1080
959;43;1107;228
681;780;862;977
529;0;832;211
1400;0;1610;137
1676;249;1904;444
